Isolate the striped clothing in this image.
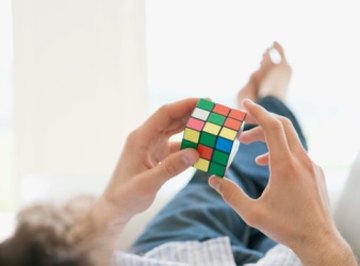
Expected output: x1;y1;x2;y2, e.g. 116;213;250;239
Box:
113;237;302;266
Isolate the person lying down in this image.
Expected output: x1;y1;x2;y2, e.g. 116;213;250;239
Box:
0;43;357;266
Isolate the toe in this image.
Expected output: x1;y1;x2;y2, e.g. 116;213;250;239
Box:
261;49;274;67
273;41;286;59
269;47;282;64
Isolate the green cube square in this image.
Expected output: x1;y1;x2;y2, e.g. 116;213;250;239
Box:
181;139;198;150
208;113;226;126
209;162;226;177
197;98;215;111
199;132;217;147
212;150;229;166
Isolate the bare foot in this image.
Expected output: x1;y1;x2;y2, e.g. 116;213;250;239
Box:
237;74;258;107
237;42;292;108
237;62;267;107
258;42;292;101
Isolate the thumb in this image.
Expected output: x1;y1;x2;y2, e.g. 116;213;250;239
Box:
144;148;199;188
209;176;255;222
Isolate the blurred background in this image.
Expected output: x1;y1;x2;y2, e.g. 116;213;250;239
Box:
1;0;360;242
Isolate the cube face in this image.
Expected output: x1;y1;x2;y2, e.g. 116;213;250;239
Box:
181;99;246;177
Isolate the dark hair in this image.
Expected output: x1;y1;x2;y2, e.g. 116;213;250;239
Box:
0;197;95;266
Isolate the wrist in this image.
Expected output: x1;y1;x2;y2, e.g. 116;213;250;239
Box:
68;196;128;244
91;195;130;229
66;196;129;266
291;226;357;266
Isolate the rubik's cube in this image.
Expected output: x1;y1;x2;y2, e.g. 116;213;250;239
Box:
181;99;246;177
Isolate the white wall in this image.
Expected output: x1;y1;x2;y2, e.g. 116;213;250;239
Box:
12;0;147;188
145;0;360;209
0;0;16;211
0;0;13;124
146;0;360;177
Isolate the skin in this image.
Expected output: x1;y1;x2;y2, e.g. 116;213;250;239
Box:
68;42;357;265
69;42;357;266
69;98;357;265
68;98;200;264
209;99;357;266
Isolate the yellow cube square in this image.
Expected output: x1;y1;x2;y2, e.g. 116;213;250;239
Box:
219;127;238;140
194;158;210;172
203;122;221;135
183;128;200;143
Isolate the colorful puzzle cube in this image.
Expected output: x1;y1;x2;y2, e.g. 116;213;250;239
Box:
181;98;246;177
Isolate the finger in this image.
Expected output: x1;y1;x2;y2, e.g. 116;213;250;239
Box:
239;126;265;144
262;48;274;66
208;176;256;225
240;108;305;154
169;141;181;154
256;153;269;166
242;99;291;160
275;115;306;154
154;141;182;163
141;148;199;189
142;98;198;138
244;112;257;124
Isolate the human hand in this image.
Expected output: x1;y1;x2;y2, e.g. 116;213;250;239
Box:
209;99;356;265
95;98;199;227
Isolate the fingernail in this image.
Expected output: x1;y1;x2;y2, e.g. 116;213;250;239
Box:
243;99;254;105
209;177;221;192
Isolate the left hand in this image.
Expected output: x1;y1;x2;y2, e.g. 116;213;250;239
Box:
69;99;199;257
93;98;199;228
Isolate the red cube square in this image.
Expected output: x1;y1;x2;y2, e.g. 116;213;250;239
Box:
197;144;213;160
213;104;230;116
229;109;246;121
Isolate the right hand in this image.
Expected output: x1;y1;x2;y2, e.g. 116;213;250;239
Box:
209;99;356;265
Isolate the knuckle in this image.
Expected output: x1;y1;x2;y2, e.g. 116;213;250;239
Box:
162;160;178;177
158;104;169;114
283;155;306;175
268;117;283;132
298;156;318;176
303;155;315;169
279;116;292;128
278;154;299;177
286;157;299;174
126;129;140;145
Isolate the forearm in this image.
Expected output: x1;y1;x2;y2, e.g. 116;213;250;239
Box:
69;196;128;265
291;228;358;266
